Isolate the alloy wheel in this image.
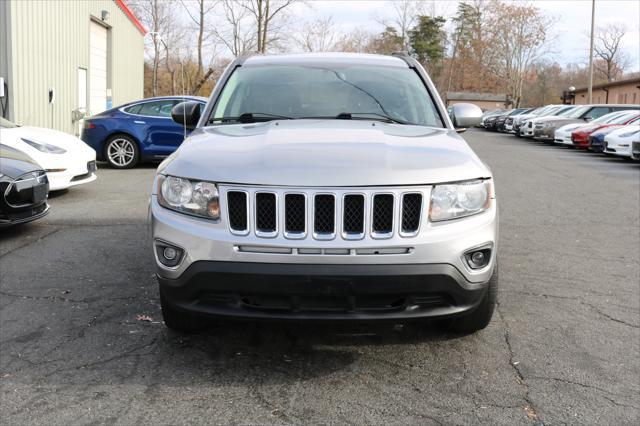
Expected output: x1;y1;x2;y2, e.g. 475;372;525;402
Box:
107;138;136;167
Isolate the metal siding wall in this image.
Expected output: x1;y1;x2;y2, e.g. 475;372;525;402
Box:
7;0;143;134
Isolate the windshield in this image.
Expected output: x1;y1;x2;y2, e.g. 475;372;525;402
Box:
209;64;444;127
593;111;627;124
0;117;18;128
606;110;639;124
564;106;591;118
533;106;557;116
558;106;579;116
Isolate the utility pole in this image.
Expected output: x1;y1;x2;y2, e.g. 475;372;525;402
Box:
587;0;596;103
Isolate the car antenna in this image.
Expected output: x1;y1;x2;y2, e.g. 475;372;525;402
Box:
181;61;187;141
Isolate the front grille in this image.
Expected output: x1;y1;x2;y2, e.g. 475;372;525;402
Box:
227;191;248;232
401;193;422;234
255;193;276;234
223;186;426;241
372;194;394;235
314;194;335;235
285;194;305;235
343;194;365;236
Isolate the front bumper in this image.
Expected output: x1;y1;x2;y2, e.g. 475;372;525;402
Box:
151;191;498;321
533;127;554;140
158;261;489;321
47;160;97;191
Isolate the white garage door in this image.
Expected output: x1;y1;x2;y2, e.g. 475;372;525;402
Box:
89;21;107;115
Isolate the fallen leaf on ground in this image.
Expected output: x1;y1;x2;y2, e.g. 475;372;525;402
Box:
136;314;153;322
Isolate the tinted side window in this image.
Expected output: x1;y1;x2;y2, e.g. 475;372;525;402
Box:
134;100;179;117
124;104;143;114
584;107;610;120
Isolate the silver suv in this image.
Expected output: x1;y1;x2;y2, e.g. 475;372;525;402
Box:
150;53;498;334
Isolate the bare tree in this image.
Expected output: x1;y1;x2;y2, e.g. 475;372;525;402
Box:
213;0;256;57
242;0;298;53
485;3;556;106
594;23;629;82
292;16;338;52
375;0;421;51
180;0;217;78
131;0;174;96
333;27;374;53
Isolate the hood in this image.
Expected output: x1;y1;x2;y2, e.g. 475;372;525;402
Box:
514;113;537;123
0;144;43;178
557;122;587;133
160;120;491;187
538;117;584;126
13;126;92;151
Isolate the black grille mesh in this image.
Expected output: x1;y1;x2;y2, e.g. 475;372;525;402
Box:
255;193;276;232
343;194;365;234
372;194;394;233
227;191;247;231
314;195;335;234
285;194;305;233
401;193;422;233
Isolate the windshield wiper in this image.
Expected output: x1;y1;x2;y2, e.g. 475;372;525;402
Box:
335;112;410;125
209;112;293;124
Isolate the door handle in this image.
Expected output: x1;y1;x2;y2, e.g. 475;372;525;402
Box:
134;120;146;124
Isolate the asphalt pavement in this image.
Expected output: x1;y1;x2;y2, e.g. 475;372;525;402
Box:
1;129;638;425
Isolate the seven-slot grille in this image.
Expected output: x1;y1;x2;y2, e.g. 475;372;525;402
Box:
224;188;425;240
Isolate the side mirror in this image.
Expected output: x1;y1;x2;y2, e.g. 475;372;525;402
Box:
450;103;483;131
171;101;201;130
584;116;593;122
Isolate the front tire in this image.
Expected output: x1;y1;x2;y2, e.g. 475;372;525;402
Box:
160;291;209;333
442;263;498;334
104;135;139;169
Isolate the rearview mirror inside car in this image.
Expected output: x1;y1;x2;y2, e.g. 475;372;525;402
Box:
450;103;483;130
171;101;201;130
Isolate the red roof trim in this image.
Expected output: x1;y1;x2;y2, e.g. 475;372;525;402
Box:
114;0;147;35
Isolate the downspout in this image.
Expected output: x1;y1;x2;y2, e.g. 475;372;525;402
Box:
603;88;609;104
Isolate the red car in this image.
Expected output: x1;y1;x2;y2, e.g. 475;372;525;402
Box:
571;110;639;148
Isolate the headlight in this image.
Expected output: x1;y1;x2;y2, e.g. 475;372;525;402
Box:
21;138;66;154
157;175;220;219
429;180;492;222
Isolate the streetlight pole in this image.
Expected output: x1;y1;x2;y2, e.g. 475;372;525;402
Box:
587;0;596;103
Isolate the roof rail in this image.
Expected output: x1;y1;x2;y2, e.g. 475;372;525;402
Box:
391;51;413;66
236;51;261;66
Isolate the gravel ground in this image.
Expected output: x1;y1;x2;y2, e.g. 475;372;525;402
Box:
1;129;638;425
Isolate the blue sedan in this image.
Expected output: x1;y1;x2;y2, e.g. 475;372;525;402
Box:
81;96;207;168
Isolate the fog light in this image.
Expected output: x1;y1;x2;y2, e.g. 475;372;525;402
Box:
471;251;485;265
463;244;492;270
155;241;184;268
163;247;177;261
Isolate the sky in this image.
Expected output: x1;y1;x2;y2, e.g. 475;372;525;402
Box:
289;0;640;72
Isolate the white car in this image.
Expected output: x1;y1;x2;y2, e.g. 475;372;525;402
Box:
604;125;640;158
518;105;576;138
554;111;636;146
554;122;589;145
0;117;97;191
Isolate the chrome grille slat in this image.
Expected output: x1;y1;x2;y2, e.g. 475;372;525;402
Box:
221;186;428;242
284;193;306;238
255;192;277;237
400;193;422;236
371;194;394;238
227;191;249;234
342;194;365;239
313;194;336;239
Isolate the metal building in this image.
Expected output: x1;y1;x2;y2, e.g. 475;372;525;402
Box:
0;0;145;136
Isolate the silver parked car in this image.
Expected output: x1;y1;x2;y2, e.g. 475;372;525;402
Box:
150;53;498;334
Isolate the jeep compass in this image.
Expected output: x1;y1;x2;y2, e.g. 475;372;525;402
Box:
150;53;498;334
